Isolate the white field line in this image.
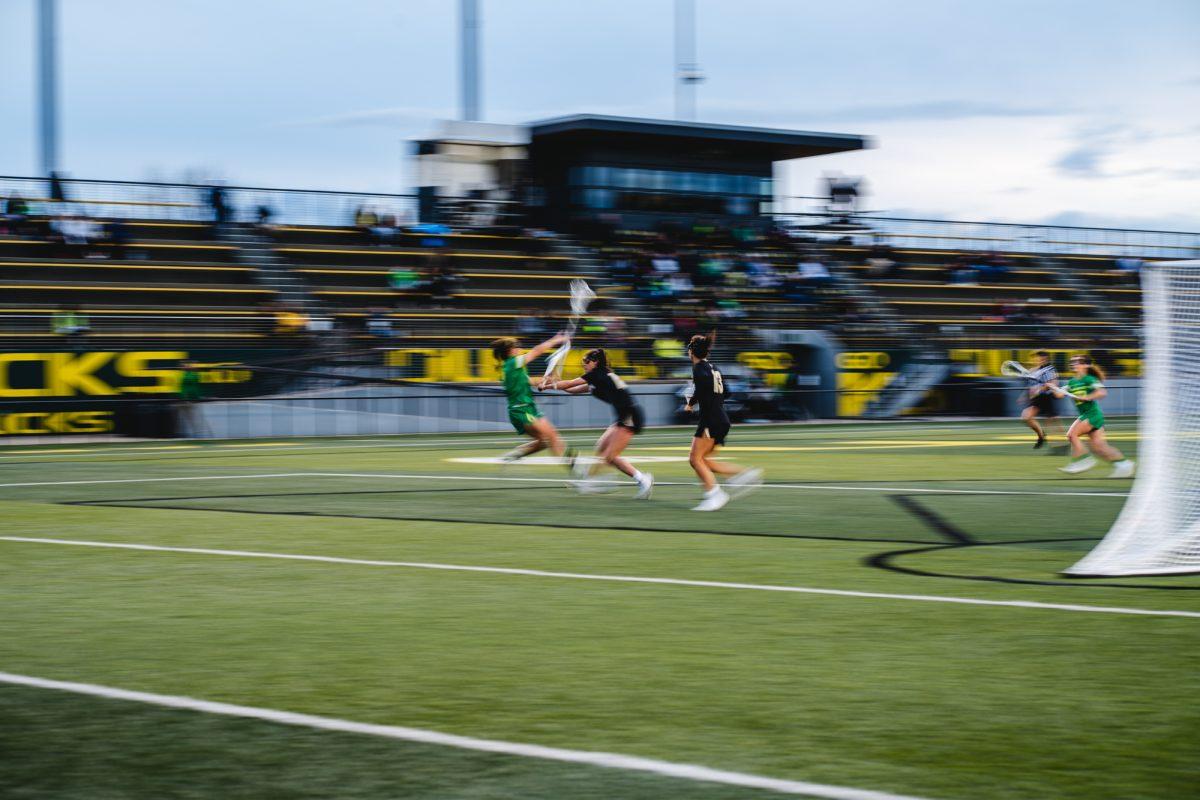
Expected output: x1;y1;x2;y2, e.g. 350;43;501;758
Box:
0;671;936;800
0;470;1130;498
3;537;1195;620
308;472;1131;499
0;424;1055;461
0;473;318;489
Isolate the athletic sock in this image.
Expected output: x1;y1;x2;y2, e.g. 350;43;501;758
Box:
632;469;646;483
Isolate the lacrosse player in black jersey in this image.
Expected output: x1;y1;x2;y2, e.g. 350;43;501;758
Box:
683;333;763;511
543;348;654;498
1021;350;1066;450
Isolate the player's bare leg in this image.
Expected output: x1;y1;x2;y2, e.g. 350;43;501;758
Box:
1021;405;1045;442
1060;419;1098;473
689;436;719;492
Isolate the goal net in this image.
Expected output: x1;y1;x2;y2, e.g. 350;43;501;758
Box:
1066;260;1200;576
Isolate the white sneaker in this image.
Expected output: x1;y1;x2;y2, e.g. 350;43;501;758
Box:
1108;460;1135;479
692;489;730;512
635;472;654;500
727;468;764;499
1059;456;1098;474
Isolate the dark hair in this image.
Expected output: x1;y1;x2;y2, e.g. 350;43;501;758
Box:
583;348;608;370
1034;350;1049;358
1070;354;1105;381
687;334;712;359
491;337;518;362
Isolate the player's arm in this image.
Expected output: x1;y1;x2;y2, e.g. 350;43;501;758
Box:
523;332;568;364
683;380;696;412
543;377;589;392
1078;385;1107;401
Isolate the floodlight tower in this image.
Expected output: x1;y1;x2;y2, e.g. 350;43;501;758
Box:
460;0;482;121
37;0;59;175
674;0;705;121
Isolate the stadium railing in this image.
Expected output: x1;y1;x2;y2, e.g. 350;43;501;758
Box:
775;207;1200;260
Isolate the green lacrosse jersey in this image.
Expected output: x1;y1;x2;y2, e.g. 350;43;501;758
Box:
1066;374;1102;413
501;355;536;411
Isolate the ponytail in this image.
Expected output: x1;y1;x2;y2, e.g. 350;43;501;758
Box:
583;348;608;371
1072;355;1106;382
491;337;518;363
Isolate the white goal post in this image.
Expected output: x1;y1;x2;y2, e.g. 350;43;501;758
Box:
1066;260;1200;576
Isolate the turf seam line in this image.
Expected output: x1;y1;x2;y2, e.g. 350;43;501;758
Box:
0;670;937;800
3;537;1197;618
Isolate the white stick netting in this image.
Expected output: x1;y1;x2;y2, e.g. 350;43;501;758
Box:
1066;260;1200;576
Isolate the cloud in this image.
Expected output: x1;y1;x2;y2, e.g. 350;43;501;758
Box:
1051;122;1200;180
1054;146;1105;177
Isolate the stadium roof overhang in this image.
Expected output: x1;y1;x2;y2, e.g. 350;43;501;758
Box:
527;114;870;163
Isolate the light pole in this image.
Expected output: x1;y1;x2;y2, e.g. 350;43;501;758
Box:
37;0;59;175
460;0;481;121
674;0;704;121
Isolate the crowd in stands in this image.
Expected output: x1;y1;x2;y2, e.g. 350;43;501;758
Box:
945;252;1014;285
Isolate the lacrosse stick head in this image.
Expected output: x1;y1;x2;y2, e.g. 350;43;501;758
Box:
569;279;597;318
1000;360;1030;378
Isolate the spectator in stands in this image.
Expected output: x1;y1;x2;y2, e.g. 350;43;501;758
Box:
973;251;1011;282
48;171;68;204
388;265;423;296
272;302;309;339
795;257;834;288
354;205;378;235
745;257;780;289
255;204;275;232
176;360;209;438
207;184;231;236
651;251;680;274
696;254;728;286
866;241;901;277
1112;257;1142;284
51;304;90;350
366;307;394;338
947;258;979;285
665;271;694;299
2;194;32;236
370;213;399;244
105;218;130;260
428;254;464;308
52;214;100;258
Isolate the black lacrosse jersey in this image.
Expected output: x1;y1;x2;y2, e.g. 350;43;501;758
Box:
691;360;728;422
583;369;637;414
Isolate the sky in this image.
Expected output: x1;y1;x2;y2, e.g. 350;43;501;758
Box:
1;0;1198;231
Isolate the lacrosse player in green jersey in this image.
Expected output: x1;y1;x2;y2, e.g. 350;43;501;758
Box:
492;334;576;469
1059;355;1134;478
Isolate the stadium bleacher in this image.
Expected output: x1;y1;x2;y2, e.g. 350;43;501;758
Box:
4;178;1195;379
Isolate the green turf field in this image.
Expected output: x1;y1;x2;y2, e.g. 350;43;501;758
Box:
2;419;1198;799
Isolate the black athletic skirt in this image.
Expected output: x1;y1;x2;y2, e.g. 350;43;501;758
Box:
694;417;731;446
1031;393;1059;417
614;404;645;434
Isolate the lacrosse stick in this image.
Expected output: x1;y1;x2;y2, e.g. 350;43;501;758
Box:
542;279;597;382
1000;360;1073;400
